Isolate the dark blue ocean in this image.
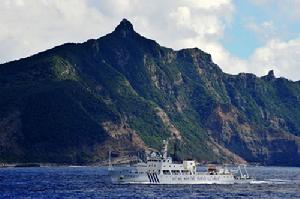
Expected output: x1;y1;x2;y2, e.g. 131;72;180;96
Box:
0;166;299;198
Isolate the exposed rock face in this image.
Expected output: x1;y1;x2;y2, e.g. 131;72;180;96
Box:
155;107;182;140
101;120;148;151
206;104;300;165
262;70;275;81
0;19;300;165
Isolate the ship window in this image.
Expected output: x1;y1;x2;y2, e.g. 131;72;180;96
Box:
171;170;180;175
163;170;170;175
181;170;190;175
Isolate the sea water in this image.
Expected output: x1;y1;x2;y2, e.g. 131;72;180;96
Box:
0;166;299;198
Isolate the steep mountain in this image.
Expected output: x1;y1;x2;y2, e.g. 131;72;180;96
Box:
1;19;300;166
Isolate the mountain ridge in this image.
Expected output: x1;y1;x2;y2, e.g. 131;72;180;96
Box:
1;19;300;166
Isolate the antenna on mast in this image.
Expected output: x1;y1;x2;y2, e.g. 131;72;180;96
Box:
243;165;249;179
108;148;112;171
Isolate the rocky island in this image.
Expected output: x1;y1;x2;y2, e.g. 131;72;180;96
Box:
0;19;300;166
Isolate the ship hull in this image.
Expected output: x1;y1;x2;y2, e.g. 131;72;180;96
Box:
110;171;235;185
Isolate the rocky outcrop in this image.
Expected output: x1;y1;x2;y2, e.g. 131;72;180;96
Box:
155;107;182;140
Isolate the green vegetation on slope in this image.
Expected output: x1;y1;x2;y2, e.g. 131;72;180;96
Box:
0;19;300;166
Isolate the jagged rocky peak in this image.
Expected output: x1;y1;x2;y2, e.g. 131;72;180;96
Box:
262;69;275;81
267;70;275;78
114;18;135;37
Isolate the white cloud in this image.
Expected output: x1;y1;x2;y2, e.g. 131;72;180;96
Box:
248;38;300;80
216;36;300;81
182;0;233;10
0;0;234;63
0;0;300;80
0;0;109;63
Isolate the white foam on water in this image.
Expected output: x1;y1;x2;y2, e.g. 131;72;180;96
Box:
249;180;270;184
250;179;293;185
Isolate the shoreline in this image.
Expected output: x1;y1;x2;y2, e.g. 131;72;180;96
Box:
1;162;300;168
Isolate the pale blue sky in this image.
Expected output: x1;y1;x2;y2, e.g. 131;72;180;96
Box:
223;0;300;59
222;0;263;58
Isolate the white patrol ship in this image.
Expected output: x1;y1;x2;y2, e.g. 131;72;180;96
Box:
108;140;248;184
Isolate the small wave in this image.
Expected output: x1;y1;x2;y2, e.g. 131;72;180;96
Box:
268;178;291;182
250;179;292;185
249;180;270;184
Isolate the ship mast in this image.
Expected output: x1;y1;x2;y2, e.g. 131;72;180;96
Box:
162;140;169;159
108;148;112;170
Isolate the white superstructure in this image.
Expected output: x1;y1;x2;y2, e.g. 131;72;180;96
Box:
109;140;240;184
